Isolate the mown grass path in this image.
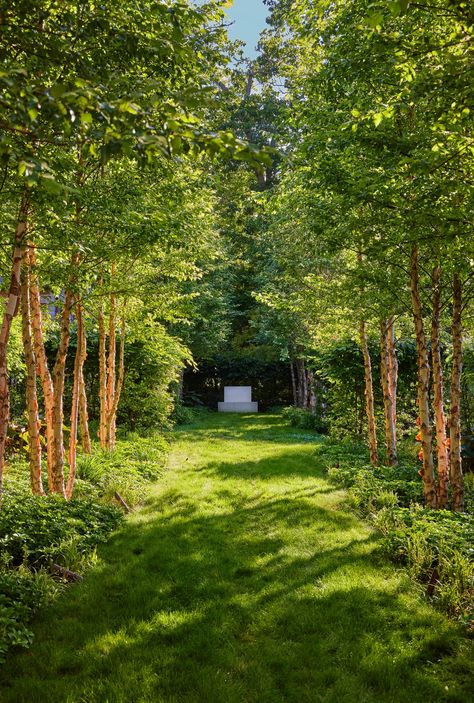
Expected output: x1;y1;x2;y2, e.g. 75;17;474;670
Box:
1;413;473;702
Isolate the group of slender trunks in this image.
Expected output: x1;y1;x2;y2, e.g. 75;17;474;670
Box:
291;244;465;512
0;189;126;500
361;245;464;511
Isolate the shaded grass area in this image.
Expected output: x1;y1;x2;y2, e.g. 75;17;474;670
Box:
0;413;473;702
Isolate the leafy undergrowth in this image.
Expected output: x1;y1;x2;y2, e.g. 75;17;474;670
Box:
0;431;169;663
0;413;473;703
325;446;474;629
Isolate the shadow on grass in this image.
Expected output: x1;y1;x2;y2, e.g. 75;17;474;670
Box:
174;412;326;446
1;500;469;702
0;437;472;702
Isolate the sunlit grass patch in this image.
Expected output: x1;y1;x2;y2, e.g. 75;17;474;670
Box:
1;413;472;703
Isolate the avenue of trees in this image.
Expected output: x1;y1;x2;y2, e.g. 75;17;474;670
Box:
1;2;473;512
251;0;474;512
0;0;270;499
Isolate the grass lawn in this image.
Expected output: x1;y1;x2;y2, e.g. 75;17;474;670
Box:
0;413;473;702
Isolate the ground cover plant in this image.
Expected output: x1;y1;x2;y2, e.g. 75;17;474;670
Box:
0;0;473;699
324;446;474;628
0;431;169;661
1;414;473;702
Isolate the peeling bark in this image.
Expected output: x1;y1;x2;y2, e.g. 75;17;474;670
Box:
410;244;437;508
105;315;125;450
387;317;398;441
380;317;397;466
20;248;44;495
78;305;91;454
360;320;378;465
450;273;464;512
98;294;107;449
29;245;56;491
431;266;449;508
106;275;117;448
66;300;83;499
50;288;74;497
0;191;29;493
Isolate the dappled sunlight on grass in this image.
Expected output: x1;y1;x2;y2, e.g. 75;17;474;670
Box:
1;413;472;702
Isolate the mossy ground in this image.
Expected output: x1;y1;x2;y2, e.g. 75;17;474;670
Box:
0;413;472;702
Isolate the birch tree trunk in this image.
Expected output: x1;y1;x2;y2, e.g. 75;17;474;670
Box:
66;301;83;499
380;318;397;466
360;320;378;465
78;305;91;454
20;249;44;495
450;273;464;512
387;317;398;442
0;191;29;493
98;299;108;449
29;247;56;490
50;289;74;497
410;244;437;508
106;282;117;449
105;315;125;450
431;266;449;508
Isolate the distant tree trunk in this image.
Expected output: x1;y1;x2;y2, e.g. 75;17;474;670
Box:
105;315;125;450
78;304;91;454
295;357;306;408
380;318;397;466
360;320;378;465
387;317;398;440
29;246;56;491
98;289;108;449
431;266;449;508
410;244;437;508
106;268;117;448
450;273;464;512
50;288;73;497
66;301;83;499
290;360;297;406
0;190;28;494
176;368;184;404
307;369;317;414
20;250;44;495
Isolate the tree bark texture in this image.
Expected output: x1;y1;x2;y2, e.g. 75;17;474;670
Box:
410;244;437;508
66;301;83;499
431;266;449;508
450;273;464;512
98;298;108;449
78;304;91;454
360;320;378;465
387;317;398;441
50;288;74;497
105;314;125;450
29;245;56;491
0;190;29;493
20;248;44;495
380;317;397;466
105;279;117;448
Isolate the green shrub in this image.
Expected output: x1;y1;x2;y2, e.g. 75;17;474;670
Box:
327;456;473;626
0;489;123;569
75;432;169;506
0;430;170;662
172;404;201;425
282;406;328;433
0;568;58;662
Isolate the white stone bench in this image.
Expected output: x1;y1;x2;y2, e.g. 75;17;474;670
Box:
218;386;258;413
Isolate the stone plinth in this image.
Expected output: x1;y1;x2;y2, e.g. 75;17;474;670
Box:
218;386;258;413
